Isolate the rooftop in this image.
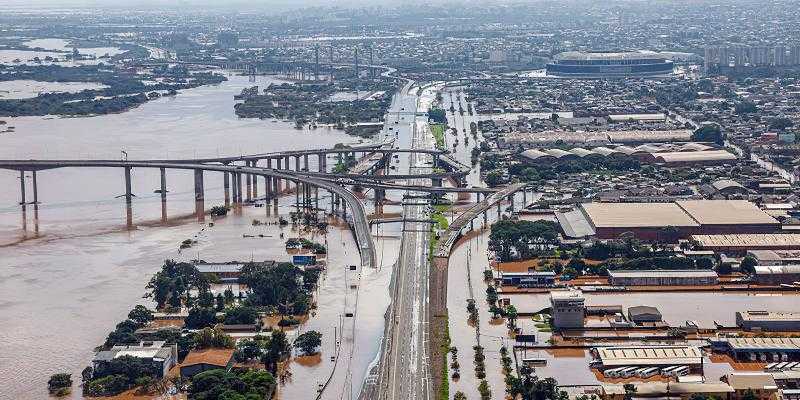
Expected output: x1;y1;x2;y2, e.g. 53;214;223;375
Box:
608;269;719;278
737;310;800;321
754;265;800;275
715;337;800;351
594;345;703;367
676;200;778;226
581;202;699;228
692;234;800;249
182;348;235;367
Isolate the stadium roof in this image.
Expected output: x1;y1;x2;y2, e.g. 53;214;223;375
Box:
676;200;778;226
555;51;668;61
654;150;737;163
580;202;699;228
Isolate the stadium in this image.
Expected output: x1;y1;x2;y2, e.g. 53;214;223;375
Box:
546;51;675;78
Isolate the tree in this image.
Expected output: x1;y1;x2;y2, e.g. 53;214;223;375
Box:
623;383;637;400
223;287;235;305
454;392;467;400
769;117;794;131
223;306;258;325
48;373;72;395
696;257;715;270
188;369;275;400
215;293;225;311
262;330;290;372
691;124;725;145
194;326;234;349
489;220;559;262
294;330;323;355
128;305;154;328
233;338;263;362
506;305;518;328
740;255;758;274
185;307;217;329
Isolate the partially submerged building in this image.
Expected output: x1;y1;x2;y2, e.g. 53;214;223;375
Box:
736;311;800;332
92;341;177;378
608;270;719;286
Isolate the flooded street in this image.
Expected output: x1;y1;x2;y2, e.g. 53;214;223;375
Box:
0;73;395;399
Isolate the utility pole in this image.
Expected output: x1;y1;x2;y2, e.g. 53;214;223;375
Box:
354;46;359;79
314;45;320;81
369;44;374;79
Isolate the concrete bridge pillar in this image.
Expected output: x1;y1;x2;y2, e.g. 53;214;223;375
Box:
31;170;38;205
124;166;133;205
223;171;230;206
509;194;514;212
374;188;385;206
303;154;309;171
276;157;282;170
267;158;273;170
194;169;204;201
235;173;243;204
245;164;252;202
18;170;26;205
159;168;167;203
264;174;272;201
432;177;442;187
295;156;301;172
194;169;204;220
318;154;326;172
284;156;290;170
483;209;488;225
252;161;258;198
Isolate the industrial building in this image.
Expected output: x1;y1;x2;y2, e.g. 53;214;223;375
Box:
550;290;585;329
592;345;704;368
567;200;780;241
736;311;800;332
748;250;800;266
500;271;556;287
546;51;675;77
92;341;177;378
518;143;736;166
711;337;800;362
753;265;800;285
692;234;800;252
608;270;719;286
628;306;664;324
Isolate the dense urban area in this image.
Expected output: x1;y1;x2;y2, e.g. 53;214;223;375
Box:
3;1;800;400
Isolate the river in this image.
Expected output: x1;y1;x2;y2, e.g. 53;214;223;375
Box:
0;73;393;399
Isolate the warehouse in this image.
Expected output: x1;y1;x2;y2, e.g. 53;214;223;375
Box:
500;271;556;287
608;270;719;286
736;311;800;332
692;234;800;252
592;345;703;368
579;202;699;240
574;200;779;241
748;250;800;266
753;265;800;285
711;337;800;362
628;306;664;324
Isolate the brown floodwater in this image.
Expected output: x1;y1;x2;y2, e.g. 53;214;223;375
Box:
0;74;397;400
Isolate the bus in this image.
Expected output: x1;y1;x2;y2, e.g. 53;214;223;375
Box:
637;367;660;378
661;366;680;377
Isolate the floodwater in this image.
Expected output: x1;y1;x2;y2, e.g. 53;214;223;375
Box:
22;38;126;59
0;73;396;399
0;38;124;65
0;79;107;99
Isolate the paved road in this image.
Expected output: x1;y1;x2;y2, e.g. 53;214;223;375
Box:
358;81;435;400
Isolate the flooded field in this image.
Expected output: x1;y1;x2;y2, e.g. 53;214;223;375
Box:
0;79;108;99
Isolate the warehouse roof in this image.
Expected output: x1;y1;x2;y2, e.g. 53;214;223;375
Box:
737;311;800;322
609;270;718;278
594;345;703;367
754;265;800;275
692;234;800;249
676;200;778;226
654;150;737;163
580;202;699;228
715;337;800;351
